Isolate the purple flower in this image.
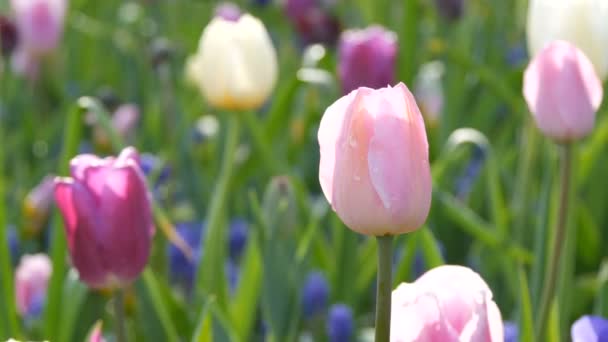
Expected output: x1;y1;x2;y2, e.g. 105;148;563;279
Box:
226;261;240;293
228;219;248;261
301;271;329;318
0;15;18;57
504;321;519;342
284;0;341;47
338;26;397;94
571;315;608;342
327;304;353;342
15;254;52;318
214;2;241;22
168;222;204;287
8;225;19;265
139;153;171;188
435;0;464;21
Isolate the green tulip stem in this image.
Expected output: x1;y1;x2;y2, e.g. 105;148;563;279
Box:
114;288;127;342
536;143;572;340
375;235;394;342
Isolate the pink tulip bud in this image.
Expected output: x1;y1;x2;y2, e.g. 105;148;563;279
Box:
391;265;503;342
318;83;431;235
11;0;66;56
338;26;397;94
15;253;52;318
523;40;603;142
54;147;155;289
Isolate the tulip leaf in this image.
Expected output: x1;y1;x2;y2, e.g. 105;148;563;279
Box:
57;270;88;342
331;216;359;305
142;269;181;342
355;237;378;301
518;267;534;342
419;228;444;268
44;103;83;340
230;237;263;341
394;234;419;285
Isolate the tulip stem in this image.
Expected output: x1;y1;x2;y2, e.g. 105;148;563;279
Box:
375;235;393;342
114;288;127;342
536;143;572;340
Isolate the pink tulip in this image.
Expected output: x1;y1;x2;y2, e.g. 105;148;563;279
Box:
523;40;603;142
318;83;431;235
15;253;52;318
391;265;503;342
11;0;66;56
54;147;155;289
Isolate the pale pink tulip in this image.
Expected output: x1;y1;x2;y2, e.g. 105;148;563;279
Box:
318;83;431;235
391;265;503;342
523;40;603;142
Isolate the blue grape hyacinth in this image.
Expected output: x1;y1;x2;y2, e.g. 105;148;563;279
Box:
301;271;329;318
327;304;353;342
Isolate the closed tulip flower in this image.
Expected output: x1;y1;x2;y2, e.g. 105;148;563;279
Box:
11;0;66;56
523;41;603;142
186;14;278;111
54;147;155;289
318;83;431;235
391;265;503;342
338;26;397;94
15;253;52;318
527;0;608;80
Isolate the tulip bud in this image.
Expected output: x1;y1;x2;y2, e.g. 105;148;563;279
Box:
214;2;241;22
23;175;55;236
89;104;140;149
527;0;608;80
571;315;608;342
523;41;603;142
338;26;397;95
0;15;18;57
391;265;503;341
327;304;354;342
318;83;431;236
87;322;107;342
186;14;278;111
11;0;67;56
15;253;52;318
53;147;155;289
301;271;329;318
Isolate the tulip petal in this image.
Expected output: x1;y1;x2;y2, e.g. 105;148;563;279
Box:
318;89;359;204
54;179;78;239
391;283;459;342
69;182;109;288
368;83;431;233
99;164;154;282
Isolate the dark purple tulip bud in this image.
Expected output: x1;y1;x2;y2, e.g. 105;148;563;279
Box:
338;26;397;94
294;8;341;47
301;271;329;318
503;321;519;342
435;0;464;21
214;2;242;22
228;219;248;261
327;304;353;342
54;147;154;289
0;15;18;57
571;315;608;342
285;0;317;21
168;222;204;287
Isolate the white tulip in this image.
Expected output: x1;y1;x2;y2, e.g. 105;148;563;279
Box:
527;0;608;80
187;14;278;111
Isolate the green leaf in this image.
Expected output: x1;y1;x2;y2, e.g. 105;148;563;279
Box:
57;270;88;342
518;268;534;342
394;234;419;285
230;237;263;341
44;103;83;340
142;269;180;342
419;228;444;268
355;237;378;299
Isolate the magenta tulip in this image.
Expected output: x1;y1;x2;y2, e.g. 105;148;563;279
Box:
391;265;503;342
523;40;603;142
338;26;397;94
54;147;154;289
15;253;52;318
318;83;431;235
